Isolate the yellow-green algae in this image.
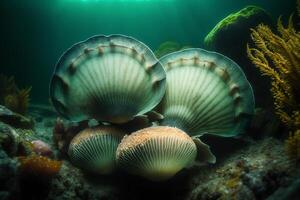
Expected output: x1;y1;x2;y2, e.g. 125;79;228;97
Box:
204;6;269;48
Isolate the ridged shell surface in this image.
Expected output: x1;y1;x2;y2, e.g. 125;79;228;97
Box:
68;126;125;174
50;35;166;123
158;48;255;137
116;126;197;181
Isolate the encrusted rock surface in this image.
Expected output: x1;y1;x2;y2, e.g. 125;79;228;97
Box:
0;104;299;200
186;138;299;200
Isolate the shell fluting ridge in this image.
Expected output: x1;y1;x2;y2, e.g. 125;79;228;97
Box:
116;126;197;181
50;35;166;123
158;48;254;137
68;126;126;174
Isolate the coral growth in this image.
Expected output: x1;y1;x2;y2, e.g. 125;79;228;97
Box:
0;74;31;115
247;14;300;130
18;155;62;178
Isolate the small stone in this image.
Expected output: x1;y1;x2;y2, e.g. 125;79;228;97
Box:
31;140;53;157
0;105;34;129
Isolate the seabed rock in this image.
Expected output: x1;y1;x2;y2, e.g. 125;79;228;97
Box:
204;6;274;107
0;105;34;129
186;138;299;200
0;149;18;200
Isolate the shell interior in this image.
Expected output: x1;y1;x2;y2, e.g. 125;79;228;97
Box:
68;126;125;174
158;48;255;137
50;35;166;123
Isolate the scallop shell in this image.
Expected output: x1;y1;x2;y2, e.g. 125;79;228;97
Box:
68;125;125;174
158;48;255;137
50;35;166;124
116;126;197;181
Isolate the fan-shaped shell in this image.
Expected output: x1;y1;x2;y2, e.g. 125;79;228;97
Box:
50;35;166;124
68;125;125;174
116;126;197;181
158;48;255;137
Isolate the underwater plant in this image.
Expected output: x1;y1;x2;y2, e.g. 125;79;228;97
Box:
247;0;300;160
0;74;32;115
50;35;254;181
68;125;125;174
247;14;300;129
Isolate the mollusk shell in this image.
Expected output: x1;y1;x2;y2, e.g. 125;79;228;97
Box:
158;48;254;137
116;126;197;181
50;35;166;124
68;125;125;174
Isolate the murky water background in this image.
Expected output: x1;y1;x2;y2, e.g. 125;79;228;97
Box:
0;0;295;102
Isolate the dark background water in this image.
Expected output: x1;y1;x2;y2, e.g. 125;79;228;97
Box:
0;0;296;103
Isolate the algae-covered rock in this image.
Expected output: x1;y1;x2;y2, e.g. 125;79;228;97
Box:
154;41;192;58
187;138;299;200
204;6;274;107
204;6;272;50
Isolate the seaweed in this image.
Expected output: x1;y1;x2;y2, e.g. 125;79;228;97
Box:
0;74;32;115
247;14;300;129
247;0;300;160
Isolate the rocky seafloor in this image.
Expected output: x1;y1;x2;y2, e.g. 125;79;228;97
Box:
0;104;299;200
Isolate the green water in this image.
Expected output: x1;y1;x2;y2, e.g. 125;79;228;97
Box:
0;0;296;102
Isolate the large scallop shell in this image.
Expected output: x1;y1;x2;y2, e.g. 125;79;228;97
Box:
116;126;197;181
50;35;166;124
68;125;125;174
158;49;255;137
